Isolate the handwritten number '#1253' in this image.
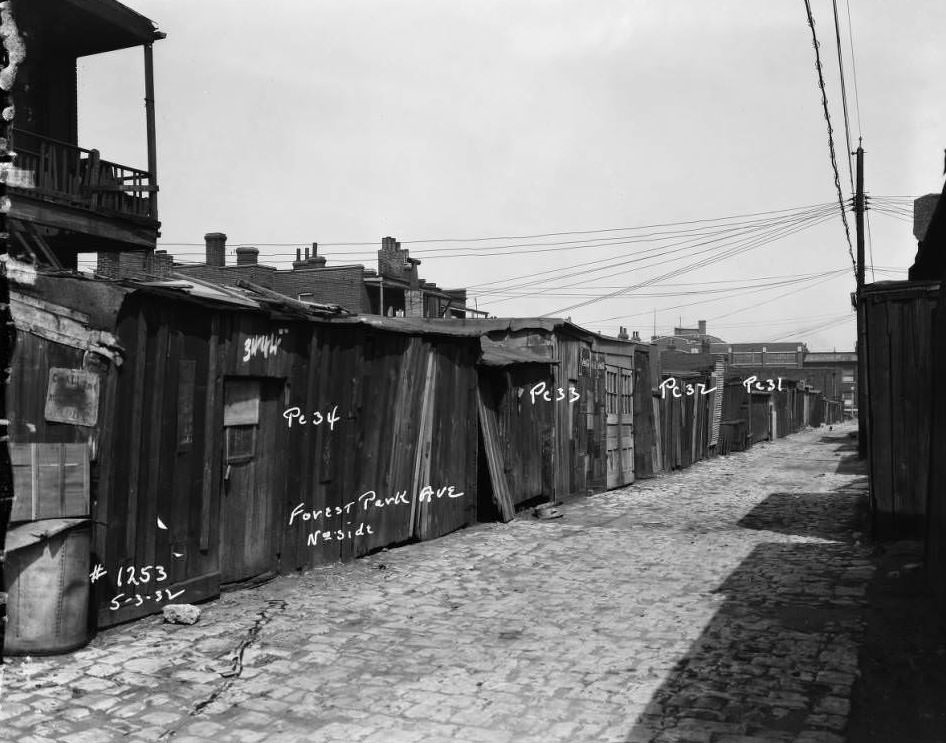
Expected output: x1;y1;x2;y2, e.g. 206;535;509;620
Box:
116;564;167;587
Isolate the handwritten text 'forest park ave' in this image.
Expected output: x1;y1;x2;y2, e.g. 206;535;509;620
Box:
283;405;340;430
289;485;466;528
291;487;464;546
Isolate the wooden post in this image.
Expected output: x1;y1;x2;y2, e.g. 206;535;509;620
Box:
855;143;868;459
0;0;25;664
143;43;158;220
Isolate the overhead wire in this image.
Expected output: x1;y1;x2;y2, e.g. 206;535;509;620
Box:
534;208;837;315
802;0;858;276
579;269;850;326
844;0;863;137
473;206;836;299
831;0;855;193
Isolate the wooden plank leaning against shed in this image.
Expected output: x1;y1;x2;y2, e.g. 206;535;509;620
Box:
476;377;515;522
410;345;437;537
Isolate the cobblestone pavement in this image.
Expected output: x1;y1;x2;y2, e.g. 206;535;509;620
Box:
1;424;873;743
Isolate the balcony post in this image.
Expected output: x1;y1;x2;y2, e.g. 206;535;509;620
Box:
143;42;158;220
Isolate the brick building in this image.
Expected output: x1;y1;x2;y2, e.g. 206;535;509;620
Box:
804;351;857;416
651;320;723;353
98;233;474;318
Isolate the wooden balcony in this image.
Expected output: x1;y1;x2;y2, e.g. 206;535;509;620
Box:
7;129;159;253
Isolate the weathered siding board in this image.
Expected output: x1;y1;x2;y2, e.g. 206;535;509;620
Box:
494;365;555;505
98;299;222;626
417;340;478;540
633;346;656;478
927;284;946;609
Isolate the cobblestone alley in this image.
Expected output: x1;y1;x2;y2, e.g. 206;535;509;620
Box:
1;425;878;743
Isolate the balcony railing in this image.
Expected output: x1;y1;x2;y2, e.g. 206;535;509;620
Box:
10;128;156;221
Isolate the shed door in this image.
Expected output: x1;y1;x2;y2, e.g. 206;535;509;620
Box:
220;378;285;584
605;367;620;488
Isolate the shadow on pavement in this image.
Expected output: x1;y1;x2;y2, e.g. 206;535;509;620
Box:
846;540;946;743
624;480;872;742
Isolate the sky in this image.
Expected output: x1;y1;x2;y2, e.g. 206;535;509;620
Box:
76;1;946;350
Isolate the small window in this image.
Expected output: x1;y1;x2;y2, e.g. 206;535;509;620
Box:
621;370;633;415
226;425;256;462
606;369;618;414
224;380;260;425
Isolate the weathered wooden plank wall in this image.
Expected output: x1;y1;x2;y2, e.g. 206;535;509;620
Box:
863;282;938;538
633;346;656;478
926;283;946;611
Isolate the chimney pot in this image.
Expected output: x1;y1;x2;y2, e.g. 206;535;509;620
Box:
204;232;227;267
235;246;259;266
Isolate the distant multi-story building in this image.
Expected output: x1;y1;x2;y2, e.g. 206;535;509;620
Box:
804;351;857;415
709;341;808;368
651;320;723;353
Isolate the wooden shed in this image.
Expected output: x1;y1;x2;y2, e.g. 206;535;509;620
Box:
862;280;939;538
5;271;484;628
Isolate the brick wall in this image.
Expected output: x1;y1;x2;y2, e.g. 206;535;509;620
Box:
174;264;277;289
97;250;173;280
271;266;370;313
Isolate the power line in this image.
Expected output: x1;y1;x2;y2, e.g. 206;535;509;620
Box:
578;269;850;326
845;0;863;137
471;206;836;296
803;0;857;276
536;209;836;316
831;0;855;193
151;203;825;255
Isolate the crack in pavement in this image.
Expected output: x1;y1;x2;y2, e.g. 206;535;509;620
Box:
157;598;288;741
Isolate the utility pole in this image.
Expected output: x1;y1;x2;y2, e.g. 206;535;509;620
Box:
854;141;868;458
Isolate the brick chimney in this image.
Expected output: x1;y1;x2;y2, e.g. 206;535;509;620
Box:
914;193;940;241
235;246;259;266
306;242;326;268
204;232;227;267
154;249;172;278
698;320;707;336
617;326;629;340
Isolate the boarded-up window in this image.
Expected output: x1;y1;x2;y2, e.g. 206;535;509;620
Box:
9;443;90;521
224;379;260;426
177;360;196;447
